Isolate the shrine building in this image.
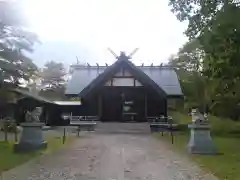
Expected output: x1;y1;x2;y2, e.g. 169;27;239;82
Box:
65;52;183;122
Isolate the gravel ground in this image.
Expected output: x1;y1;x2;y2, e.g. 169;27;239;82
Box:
2;133;218;180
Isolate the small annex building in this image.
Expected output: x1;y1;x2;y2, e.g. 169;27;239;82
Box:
65;52;183;122
11;89;81;125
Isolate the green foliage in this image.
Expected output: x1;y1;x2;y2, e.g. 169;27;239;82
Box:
168;0;232;39
202;4;240;82
0;1;39;86
168;1;240;119
170;111;240;137
69;97;81;101
169;39;203;71
0;119;17;133
169;0;240;97
41;61;66;89
38;61;67;100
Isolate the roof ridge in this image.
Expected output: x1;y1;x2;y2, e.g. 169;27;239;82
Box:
70;64;174;69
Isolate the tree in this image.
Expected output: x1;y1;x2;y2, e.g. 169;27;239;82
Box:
169;0;240;87
38;61;66;100
202;4;240;81
169;39;204;72
41;61;66;89
0;1;39;87
169;0;240;119
27;72;42;94
0;0;40;118
168;0;239;38
168;39;220;114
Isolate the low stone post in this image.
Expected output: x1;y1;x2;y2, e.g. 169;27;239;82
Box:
187;109;217;154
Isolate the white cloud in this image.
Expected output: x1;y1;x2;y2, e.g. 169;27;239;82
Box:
22;0;188;66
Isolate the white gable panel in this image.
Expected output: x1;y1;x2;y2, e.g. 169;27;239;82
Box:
105;78;143;87
112;78;134;86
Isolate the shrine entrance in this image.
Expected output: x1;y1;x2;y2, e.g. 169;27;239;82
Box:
101;86;146;122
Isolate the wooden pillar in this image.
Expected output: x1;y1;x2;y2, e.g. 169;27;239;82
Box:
145;93;148;120
164;98;167;116
41;106;47;124
98;95;102;120
121;92;125;122
45;107;49;125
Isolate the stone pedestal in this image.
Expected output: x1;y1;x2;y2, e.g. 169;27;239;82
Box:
187;123;217;154
14;123;47;153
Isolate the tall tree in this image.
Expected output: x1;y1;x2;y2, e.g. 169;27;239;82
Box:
168;0;239;38
0;1;39;87
168;39;220;114
169;0;240;119
169;0;240;88
41;61;66;89
169;39;203;72
39;61;66;100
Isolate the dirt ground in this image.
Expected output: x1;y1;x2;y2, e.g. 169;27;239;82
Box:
2;133;217;180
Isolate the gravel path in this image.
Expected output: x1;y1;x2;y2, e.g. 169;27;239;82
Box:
2;133;217;180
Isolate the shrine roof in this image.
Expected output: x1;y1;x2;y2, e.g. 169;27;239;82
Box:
65;63;183;97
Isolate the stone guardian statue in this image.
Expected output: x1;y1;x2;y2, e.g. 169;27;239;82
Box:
191;108;207;124
25;107;42;123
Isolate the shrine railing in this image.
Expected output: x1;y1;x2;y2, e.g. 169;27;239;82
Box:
147;116;175;144
69;116;99;122
147;116;173;123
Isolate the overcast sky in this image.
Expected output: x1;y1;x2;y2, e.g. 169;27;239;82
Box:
22;0;188;67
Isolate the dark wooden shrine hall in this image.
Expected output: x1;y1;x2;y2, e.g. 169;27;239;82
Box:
65;52;183;122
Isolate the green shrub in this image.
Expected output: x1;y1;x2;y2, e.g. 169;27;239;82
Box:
176;124;189;132
0;119;17;133
170;111;240;137
169;111;191;124
209;115;240;137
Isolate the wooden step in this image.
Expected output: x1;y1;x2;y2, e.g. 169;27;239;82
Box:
95;122;151;134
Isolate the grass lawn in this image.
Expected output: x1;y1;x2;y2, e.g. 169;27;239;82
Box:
156;111;240;180
0;132;75;172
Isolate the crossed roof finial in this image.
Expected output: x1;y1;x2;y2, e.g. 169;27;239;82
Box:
119;51;129;61
108;48;139;61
